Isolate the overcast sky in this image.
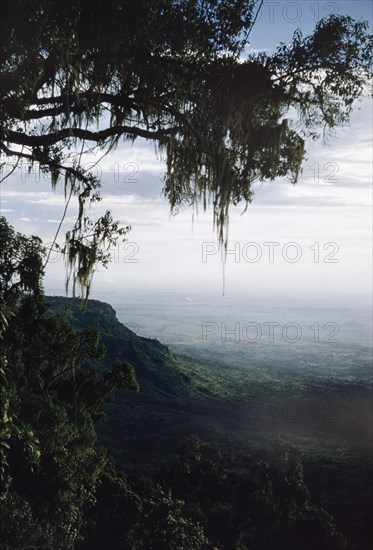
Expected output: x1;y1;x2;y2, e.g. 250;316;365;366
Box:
1;1;372;305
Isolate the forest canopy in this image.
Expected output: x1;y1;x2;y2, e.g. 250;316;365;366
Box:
0;0;372;295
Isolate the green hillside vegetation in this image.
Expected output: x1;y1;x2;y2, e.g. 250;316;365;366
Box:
46;295;373;550
1;221;371;549
47;296;372;462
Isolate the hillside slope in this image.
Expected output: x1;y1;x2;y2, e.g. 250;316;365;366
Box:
46;296;373;549
46;296;235;467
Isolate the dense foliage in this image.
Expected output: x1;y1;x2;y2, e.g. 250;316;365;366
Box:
0;218;350;548
1;2;371;545
160;437;346;550
1;0;371;294
0;217;138;548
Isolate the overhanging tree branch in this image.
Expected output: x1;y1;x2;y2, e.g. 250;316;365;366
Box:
2;125;178;148
1;1;371;299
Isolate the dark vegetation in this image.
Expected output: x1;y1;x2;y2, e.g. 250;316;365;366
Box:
1;218;372;549
1;1;372;547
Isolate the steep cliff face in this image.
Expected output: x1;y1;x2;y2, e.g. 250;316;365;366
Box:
46;296;184;392
45;296;225;468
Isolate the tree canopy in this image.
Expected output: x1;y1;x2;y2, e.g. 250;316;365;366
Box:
0;0;372;294
0;217;139;548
